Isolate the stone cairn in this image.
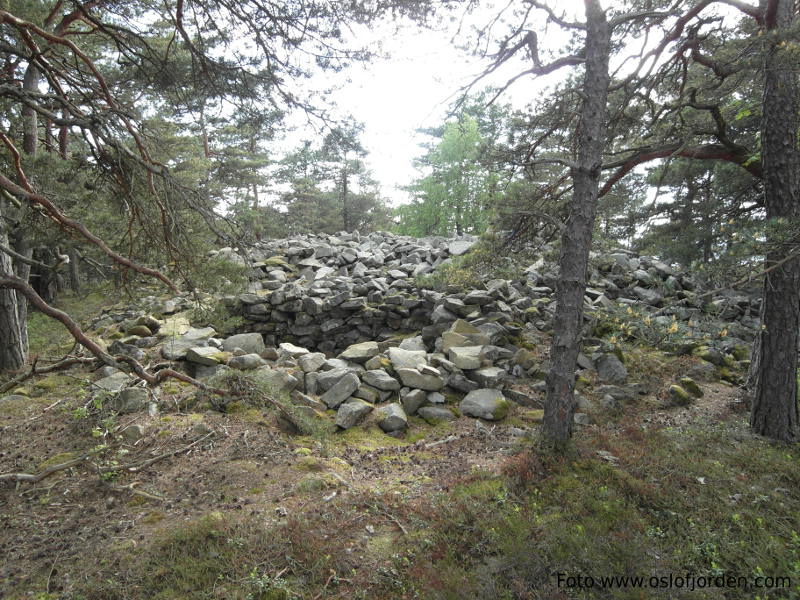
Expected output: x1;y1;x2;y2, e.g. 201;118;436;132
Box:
87;231;759;434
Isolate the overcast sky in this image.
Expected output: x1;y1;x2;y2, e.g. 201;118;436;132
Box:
286;5;557;206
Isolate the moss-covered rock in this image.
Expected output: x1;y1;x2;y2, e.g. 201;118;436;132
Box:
731;345;750;361
513;348;537;370
678;377;704;398
256;256;295;271
668;384;693;407
718;367;741;385
692;345;725;366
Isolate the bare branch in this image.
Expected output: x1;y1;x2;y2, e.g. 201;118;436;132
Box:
0;356;96;395
525;1;586;29
0;242;57;270
599;142;762;197
0;136;178;293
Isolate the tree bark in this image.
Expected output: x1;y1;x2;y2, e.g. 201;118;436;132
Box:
341;165;351;231
58;107;69;159
749;0;799;442
21;64;38;156
69;247;81;294
0;218;26;372
11;227;31;355
543;0;610;447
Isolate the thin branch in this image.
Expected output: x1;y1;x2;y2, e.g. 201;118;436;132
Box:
0;451;94;483
0;242;57;270
0;137;178;293
599;142;762;197
0;356;96;395
0;273;222;396
97;432;215;473
526;1;586;30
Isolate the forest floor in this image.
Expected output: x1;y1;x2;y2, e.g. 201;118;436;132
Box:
1;288;799;600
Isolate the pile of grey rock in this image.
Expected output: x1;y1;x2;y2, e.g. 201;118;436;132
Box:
217;232;759;354
215;232;542;354
82;231;759;435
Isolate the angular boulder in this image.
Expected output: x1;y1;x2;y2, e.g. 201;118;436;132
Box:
361;369;401;391
460;389;511;420
222;333;265;355
596;353;628;383
448;346;483;370
396;367;445;391
338;341;380;363
376;403;408;432
418;405;457;424
387;347;427;370
335;399;374;429
321;372;361;408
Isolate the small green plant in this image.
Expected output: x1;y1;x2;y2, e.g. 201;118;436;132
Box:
71;406;89;420
416;236;527;292
246;567;298;600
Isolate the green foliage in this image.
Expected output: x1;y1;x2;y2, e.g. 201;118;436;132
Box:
588;302;730;354
635;159;763;288
397;98;512;237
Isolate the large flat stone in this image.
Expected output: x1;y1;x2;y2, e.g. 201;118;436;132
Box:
448;240;475;256
185;346;225;366
460;389;510;420
387;347;427;370
469;366;506;388
448;346;483;370
338;341;379;363
222;333;265;354
361;369;401;391
321;372;361;408
335;399;374;429
396;367;444;391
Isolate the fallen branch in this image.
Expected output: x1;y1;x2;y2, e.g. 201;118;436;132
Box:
373;504;408;535
0;451;93;483
2;433;215;485
97;431;214;473
0;355;96;395
108;482;168;501
425;435;459;449
0;273;226;397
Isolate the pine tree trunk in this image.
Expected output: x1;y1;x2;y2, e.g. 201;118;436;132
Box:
543;0;610;447
0;222;26;373
69;248;81;294
749;0;800;442
22;64;38;156
340;167;351;231
11;228;31;356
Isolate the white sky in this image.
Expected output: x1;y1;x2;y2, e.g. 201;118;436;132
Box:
284;1;744;207
285;5;559;206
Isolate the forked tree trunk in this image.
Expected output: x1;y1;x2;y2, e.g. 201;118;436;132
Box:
543;0;610;447
749;0;799;442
